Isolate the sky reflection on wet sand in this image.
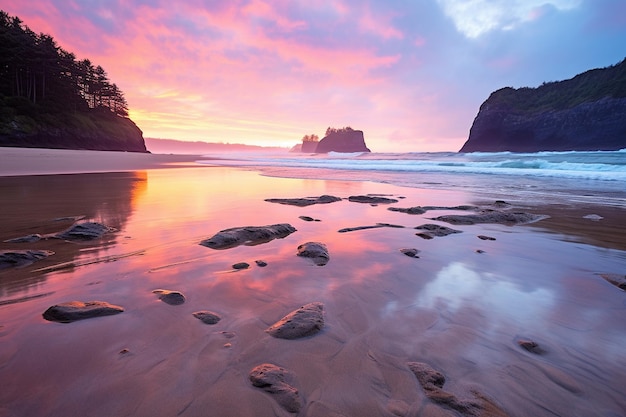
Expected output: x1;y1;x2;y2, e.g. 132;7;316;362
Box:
0;167;625;417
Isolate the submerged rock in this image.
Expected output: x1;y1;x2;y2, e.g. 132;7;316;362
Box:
265;195;342;207
348;195;398;204
193;310;221;325
0;249;54;269
3;234;43;243
152;289;186;305
249;363;302;413
477;235;496;241
400;248;420;258
338;223;404;233
54;222;115;240
431;211;545;225
43;301;124;323
517;339;545;354
296;242;329;266
598;273;626;290
389;205;477;215
415;224;462;239
199;224;297;249
255;260;268;267
266;302;325;339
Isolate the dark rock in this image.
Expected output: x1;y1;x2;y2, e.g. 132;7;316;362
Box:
193;310;221;325
199;223;297;249
460;61;626;152
415;224;462;238
517;339;545;354
266;302;324;339
338;223;404;233
42;300;124;323
431;211;545;225
348;195;398;204
476;249;486;254
299;216;316;222
249;363;302;413
477;235;496;241
0;249;54;269
54;222;115;240
598;273;626;290
315;129;371;153
232;262;250;270
389;206;427;215
296;242;329;266
265;195;342;207
407;362;446;389
407;362;510;417
152;289;185;305
3;234;43;243
255;260;268;267
400;248;420;258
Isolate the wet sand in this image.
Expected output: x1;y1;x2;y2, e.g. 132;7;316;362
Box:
0;149;625;417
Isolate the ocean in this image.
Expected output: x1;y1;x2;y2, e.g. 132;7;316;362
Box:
198;149;626;208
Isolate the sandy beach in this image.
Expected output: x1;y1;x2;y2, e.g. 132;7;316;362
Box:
0;148;625;417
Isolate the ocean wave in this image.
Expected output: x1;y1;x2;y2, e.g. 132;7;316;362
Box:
198;150;626;182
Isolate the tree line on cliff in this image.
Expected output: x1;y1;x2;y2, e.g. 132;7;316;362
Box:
0;10;128;117
0;10;148;152
485;58;626;114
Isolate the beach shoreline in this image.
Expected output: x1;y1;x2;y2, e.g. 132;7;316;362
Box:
0;147;207;176
0;149;625;417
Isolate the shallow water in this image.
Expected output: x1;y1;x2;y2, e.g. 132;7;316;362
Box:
0;167;625;417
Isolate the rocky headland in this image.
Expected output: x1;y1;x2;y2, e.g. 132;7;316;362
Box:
460;58;626;152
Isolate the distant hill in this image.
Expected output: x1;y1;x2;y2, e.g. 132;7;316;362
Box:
0;10;147;153
145;138;287;154
460;58;626;152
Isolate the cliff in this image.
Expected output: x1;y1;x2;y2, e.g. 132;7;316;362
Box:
460;59;626;152
315;129;371;153
0;107;148;153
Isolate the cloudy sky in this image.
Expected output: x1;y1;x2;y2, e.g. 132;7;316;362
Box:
2;1;625;151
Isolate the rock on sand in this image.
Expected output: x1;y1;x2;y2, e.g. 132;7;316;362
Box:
0;249;54;269
407;361;509;417
249;363;302;413
296;242;329;266
415;224;462;239
266;302;325;339
152;289;186;305
265;195;341;207
199;224;297;249
42;301;124;323
431;211;544;226
54;222;115;240
193;310;221;324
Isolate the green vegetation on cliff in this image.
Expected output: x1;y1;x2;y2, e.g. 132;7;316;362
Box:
486;58;626;114
0;10;147;152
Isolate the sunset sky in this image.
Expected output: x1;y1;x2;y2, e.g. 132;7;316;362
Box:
2;1;625;152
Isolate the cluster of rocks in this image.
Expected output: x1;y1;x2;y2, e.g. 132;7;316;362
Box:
1;220;116;270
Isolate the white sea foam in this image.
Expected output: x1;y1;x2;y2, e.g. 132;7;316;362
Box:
200;150;626;182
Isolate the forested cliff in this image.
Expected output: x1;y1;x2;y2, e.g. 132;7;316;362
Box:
460;59;626;152
0;11;147;152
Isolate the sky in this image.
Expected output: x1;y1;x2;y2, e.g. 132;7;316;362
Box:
2;1;625;152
